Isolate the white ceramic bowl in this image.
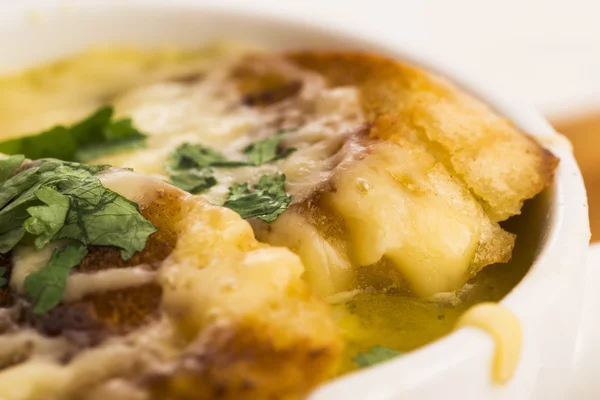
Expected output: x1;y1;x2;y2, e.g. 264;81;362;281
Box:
0;2;590;399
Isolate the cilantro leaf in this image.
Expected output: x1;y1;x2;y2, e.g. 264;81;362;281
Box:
0;159;155;260
0;228;25;254
56;175;157;260
0;162;66;252
0;266;8;288
0;126;74;161
0;163;49;209
0;157;157;314
223;174;291;223
0;106;146;162
24;186;70;249
23;243;88;315
353;346;403;368
0;154;24;181
164;134;296;195
243;131;296;166
169;169;217;194
0;161;96;250
168;143;230;171
75;117;146;162
165;143;241;194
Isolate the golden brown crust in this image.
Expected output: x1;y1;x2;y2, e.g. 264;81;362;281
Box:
145;320;339;400
26;191;180;339
0;253;13;308
0;176;342;400
286;51;558;221
232;54;306;107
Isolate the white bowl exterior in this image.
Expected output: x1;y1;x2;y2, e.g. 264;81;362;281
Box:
0;2;590;399
568;244;600;399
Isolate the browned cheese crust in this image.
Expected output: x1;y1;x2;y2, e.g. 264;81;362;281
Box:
286;52;558;221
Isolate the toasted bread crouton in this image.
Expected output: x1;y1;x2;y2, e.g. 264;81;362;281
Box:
287;52;558;221
0;171;342;400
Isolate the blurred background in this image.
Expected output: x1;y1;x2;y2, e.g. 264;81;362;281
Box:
17;0;600;239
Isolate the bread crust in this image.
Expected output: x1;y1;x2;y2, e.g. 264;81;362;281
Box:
287;51;558;221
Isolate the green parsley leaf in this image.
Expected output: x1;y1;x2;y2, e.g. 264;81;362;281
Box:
169;169;217;194
0;106;146;162
0;154;24;181
167;143;230;171
0;157;156;313
0;229;25;254
353;346;403;368
223;174;291;223
0;161;51;209
75;117;146;162
243;131;296;166
0;161;98;252
56;175;157;260
0;266;8;288
165;143;240;194
23;243;88;315
0;159;155;260
24;186;70;249
164;132;295;195
0;161;67;252
0;126;74;161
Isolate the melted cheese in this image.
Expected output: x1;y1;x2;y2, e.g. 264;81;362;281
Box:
324;140;482;297
0;362;71;400
98;168;161;203
0;172;342;400
63;267;156;302
0;330;73;364
455;302;522;383
325;289;362;305
0;47;549;395
10;242;65;293
0;48;514;300
92;52;520;302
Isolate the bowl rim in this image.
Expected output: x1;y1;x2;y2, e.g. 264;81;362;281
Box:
0;1;591;397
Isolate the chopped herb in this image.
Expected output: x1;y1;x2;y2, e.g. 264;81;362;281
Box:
0;155;157;313
167;143;230;171
0;157;156;258
243;131;296;166
23;243;88;314
165;133;296;195
169;169;217;194
165;143;242;194
57;174;157;260
0;106;147;162
24;186;70;249
0;267;7;288
75;117;146;162
0;154;24;181
223;173;291;223
353;346;403;368
0;229;26;254
167;143;248;170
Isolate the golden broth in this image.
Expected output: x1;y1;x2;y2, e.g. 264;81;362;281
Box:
336;191;547;373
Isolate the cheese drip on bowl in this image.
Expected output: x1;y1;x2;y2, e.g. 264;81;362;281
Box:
456;303;523;383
